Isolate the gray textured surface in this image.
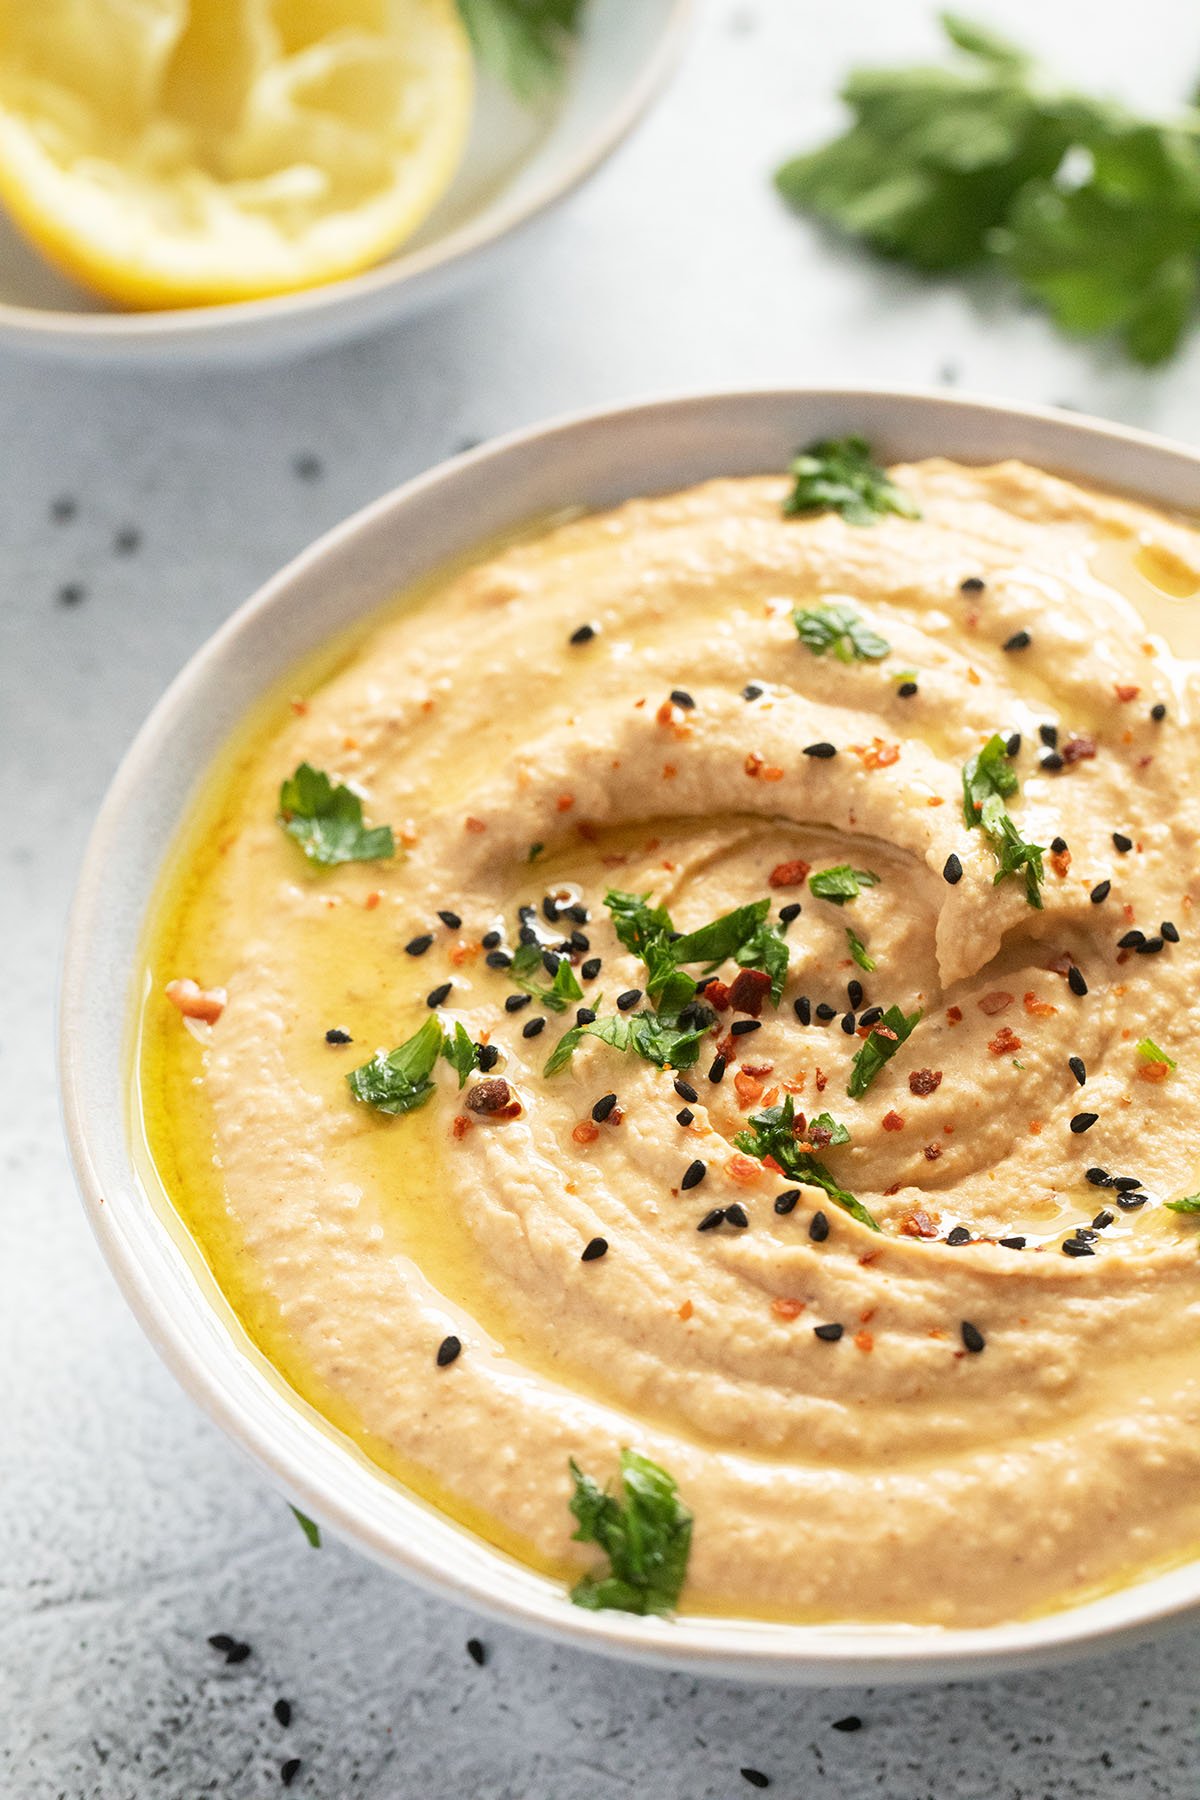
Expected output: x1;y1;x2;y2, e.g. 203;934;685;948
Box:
6;1;1200;1794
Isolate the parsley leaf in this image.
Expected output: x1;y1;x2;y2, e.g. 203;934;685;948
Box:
962;732;1018;827
606;887;675;959
290;1505;322;1549
278;763;395;867
808;864;880;905
774;14;1200;365
544;1010;710;1078
457;0;585;101
569;1448;692;1616
960;737;1044;908
347;1016;447;1115
606;889;790;1006
783;437;920;527
509;942;584;1012
733;1095;878;1231
1166;1192;1200;1214
847;1003;922;1098
1136;1036;1177;1069
846;925;876;972
442;1021;482;1088
794;600;892;661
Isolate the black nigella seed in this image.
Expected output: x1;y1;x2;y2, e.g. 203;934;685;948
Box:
481;930;501;950
731;1019;762;1037
998;1235;1026;1249
478;1044;500;1072
841;1013;856;1035
832;1716;864;1734
961;1320;986;1354
946;1225;972;1245
325;1028;352;1044
815;1002;837;1021
1003;630;1032;652
726;1203;749;1229
1151;702;1167;721
436;1335;462;1367
522;1017;546;1039
1090;881;1111;904
207;1633;237;1654
1067;966;1088;997
581;1237;608;1262
280;1759;302;1788
566;902;589;924
518;903;537;923
1062;1238;1095;1258
779;901;802;924
57;582;86;606
681;1159;707;1191
1068;1055;1086;1086
669;688;695;710
274;1698;292;1726
1040;752;1064;772
1117;1191;1148;1211
581;957;601;980
437;909;462;930
697;1207;726;1232
405;934;433;956
1006;732;1022;756
814;1322;844;1342
1085;1167;1111;1186
676;1108;694;1127
848;978;864;1009
1135;937;1165;955
569;623;596;645
541;949;560;977
591;1092;618;1122
50;494;78;523
505;993;531;1013
740;1771;770;1791
897;680;918;698
575;1007;597;1026
224;1641;252;1664
1118;929;1145;950
616;989;642;1011
427;983;452;1008
809;1211;830;1243
943;852;963;885
858;1005;884;1028
518;924;539;947
1113;831;1133;853
466;1639;486;1667
1070;1112;1099;1134
1112;1175;1143;1192
570;930;590;952
674;1077;699;1104
485;950;512;969
742;682;764;701
960;576;985;594
709;1055;727;1083
1091;1210;1115;1230
1162;920;1180;942
794;996;812;1025
774;1189;800;1215
1039;723;1059;748
803;741;837;759
1050;836;1068;855
114;525;141;556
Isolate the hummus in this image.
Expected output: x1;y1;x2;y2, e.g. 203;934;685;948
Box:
141;455;1200;1628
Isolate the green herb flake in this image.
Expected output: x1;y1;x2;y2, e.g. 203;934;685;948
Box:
793;600;892;663
568;1448;692;1616
962;733;1019;827
290;1505;322;1549
544;1009;710;1078
847;1003;922;1099
783;436;921;526
442;1021;482;1089
347;1015;445;1116
1136;1037;1177;1069
278;762;395;867
960;737;1044;908
846;925;876;972
733;1095;878;1231
456;0;585;102
509;942;584;1012
527;841;545;863
808;864;880;905
1166;1192;1200;1214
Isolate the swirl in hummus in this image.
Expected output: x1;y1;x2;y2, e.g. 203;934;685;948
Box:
141;449;1200;1628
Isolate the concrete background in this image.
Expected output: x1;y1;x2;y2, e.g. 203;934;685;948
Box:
6;1;1200;1794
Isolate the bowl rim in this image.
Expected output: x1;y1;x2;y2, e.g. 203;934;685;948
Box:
0;0;692;353
59;385;1200;1683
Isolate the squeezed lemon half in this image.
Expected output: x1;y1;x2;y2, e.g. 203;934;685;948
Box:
0;0;474;309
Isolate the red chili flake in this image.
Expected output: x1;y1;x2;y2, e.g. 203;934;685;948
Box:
716;1032;737;1062
464;816;487;834
854;1329;874;1352
1023;991;1057;1018
978;991;1013;1016
850;737;900;770
704;979;731;1011
451;1115;472;1140
364;890;382;910
815;1066;828;1092
556;794;575;812
450;940;480;966
881;1110;905;1131
923;1143;942;1162
662;764;677;780
769;858;811;888
1114;684;1140;702
678;1299;694;1321
1049;848;1071;879
1061;734;1096;764
946;1005;963;1025
289;697;308;715
740;1061;773;1079
900;1206;941;1237
733;1069;764;1108
165;978;226;1023
744;752;764;777
1139;1062;1170;1085
772;1297;805;1321
761;765;785;782
572;1119;599;1145
726;1153;763;1185
908;1068;942;1096
727;969;772;1016
988;1025;1022;1055
807;1122;833;1149
873;1026;898;1042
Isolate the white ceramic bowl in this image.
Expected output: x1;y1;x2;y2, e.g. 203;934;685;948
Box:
0;0;689;363
61;389;1200;1682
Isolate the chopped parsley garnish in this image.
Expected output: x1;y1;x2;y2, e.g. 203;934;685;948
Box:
568;1448;692;1616
527;840;545;862
733;1095;878;1231
783;436;921;526
456;0;585;101
794;600;891;662
1136;1037;1177;1069
290;1505;322;1549
442;1020;483;1088
961;735;1044;908
347;1015;445;1115
808;864;880;905
847;1003;922;1098
278;762;395;867
846;925;876;972
544;1009;710;1078
1166;1192;1200;1214
509;941;584;1012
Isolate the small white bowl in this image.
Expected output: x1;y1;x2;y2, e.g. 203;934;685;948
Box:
0;0;689;363
60;389;1200;1682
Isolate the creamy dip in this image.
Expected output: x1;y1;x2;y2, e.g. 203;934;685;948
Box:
139;455;1200;1627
